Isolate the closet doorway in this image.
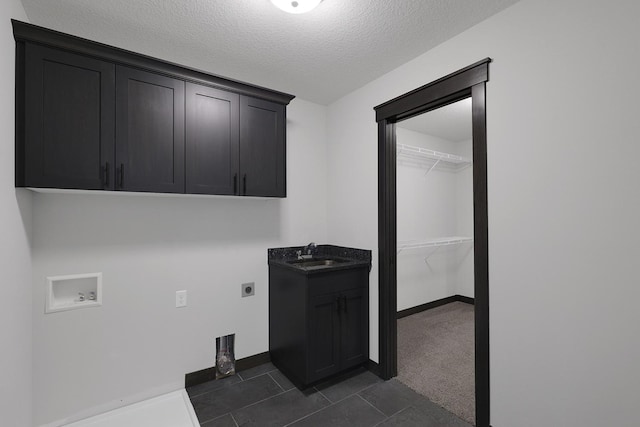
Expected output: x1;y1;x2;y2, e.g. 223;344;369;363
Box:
374;59;490;427
395;98;475;424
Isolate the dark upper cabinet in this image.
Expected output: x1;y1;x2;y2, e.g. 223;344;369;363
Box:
22;43;115;190
186;83;239;195
116;66;185;193
186;91;285;197
240;96;286;197
13;20;293;197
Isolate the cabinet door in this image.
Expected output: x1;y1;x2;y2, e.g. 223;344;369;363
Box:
23;44;115;189
239;96;286;197
186;83;239;195
116;66;185;193
308;293;341;383
339;288;369;370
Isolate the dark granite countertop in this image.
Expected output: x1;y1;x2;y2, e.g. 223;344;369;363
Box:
268;244;372;274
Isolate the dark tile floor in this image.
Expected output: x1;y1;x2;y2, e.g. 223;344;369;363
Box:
187;363;472;427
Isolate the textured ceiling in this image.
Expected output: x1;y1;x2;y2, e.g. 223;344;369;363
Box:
398;98;472;143
20;0;520;105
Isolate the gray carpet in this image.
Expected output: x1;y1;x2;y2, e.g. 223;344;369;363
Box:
396;301;475;425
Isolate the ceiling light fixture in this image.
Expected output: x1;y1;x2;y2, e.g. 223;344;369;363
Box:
270;0;322;14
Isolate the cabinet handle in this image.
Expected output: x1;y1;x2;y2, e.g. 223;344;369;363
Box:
243;174;247;195
104;162;110;187
342;295;347;314
233;173;238;195
335;296;341;313
119;164;124;189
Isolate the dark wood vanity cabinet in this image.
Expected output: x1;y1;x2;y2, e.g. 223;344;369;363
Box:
22;44;115;190
269;266;369;387
14;20;293;197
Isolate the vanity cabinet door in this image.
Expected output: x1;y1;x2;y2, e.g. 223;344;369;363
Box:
308;285;369;381
22;44;115;189
339;287;369;370
186;83;239;195
308;293;341;383
239;96;286;197
115;66;185;193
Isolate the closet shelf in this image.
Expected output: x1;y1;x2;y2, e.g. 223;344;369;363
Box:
397;237;473;254
397;143;471;173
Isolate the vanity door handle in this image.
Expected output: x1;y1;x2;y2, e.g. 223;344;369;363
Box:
243;174;247;195
233;173;238;195
335;296;341;313
342;296;347;314
102;162;110;188
119;164;125;189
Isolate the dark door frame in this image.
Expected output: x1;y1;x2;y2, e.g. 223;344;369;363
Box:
374;58;491;427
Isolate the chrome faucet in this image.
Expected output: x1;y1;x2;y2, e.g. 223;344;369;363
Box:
297;242;317;260
304;242;317;255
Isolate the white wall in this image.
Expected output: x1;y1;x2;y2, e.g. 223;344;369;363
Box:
327;0;640;425
0;2;33;427
396;129;458;242
31;98;328;426
396;128;472;310
455;139;474;298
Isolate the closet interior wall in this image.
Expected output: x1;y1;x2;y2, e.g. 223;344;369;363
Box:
396;127;474;311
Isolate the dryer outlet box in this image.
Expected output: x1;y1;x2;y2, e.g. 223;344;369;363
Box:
241;282;255;297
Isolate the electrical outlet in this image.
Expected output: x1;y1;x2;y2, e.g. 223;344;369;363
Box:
176;290;187;308
241;282;255;298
